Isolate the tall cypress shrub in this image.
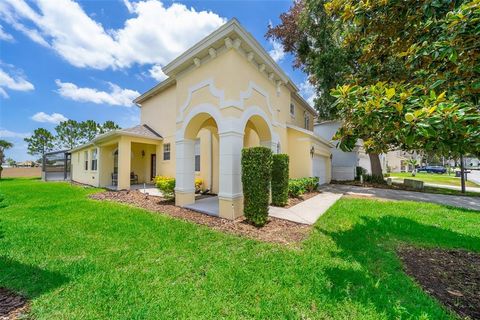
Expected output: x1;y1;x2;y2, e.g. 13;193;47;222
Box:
241;146;272;227
271;154;289;206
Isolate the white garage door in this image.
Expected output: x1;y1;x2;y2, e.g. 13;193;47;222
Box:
313;155;328;185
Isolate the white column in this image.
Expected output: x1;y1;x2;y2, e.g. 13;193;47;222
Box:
175;139;195;206
218;131;244;199
218;131;244;219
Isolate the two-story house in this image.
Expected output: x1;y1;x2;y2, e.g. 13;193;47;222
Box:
70;19;332;219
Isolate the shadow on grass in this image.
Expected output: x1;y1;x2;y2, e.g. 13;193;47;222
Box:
0;256;69;299
316;215;480;318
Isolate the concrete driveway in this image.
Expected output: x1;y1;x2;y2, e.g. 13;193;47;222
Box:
469;170;480;185
322;184;480;211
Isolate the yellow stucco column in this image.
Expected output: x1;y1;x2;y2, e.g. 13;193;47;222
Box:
117;137;131;190
218;131;244;219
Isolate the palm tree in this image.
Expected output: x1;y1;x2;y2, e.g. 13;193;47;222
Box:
0;139;14;179
406;158;419;176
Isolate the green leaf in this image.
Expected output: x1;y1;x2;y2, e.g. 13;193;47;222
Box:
430;79;445;89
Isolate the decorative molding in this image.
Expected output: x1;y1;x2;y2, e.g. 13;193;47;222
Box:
247;52;254;62
225;37;233;49
193;57;201;67
233;38;241;49
259;64;265;73
208;48;217;58
176;103;226;141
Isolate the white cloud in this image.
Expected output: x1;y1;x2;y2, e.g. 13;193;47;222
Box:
0;25;13;41
55;79;140;107
299;79;317;106
148;64;167;82
0;65;34;98
31;111;68;124
0;128;30;139
0;0;225;70
268;39;285;63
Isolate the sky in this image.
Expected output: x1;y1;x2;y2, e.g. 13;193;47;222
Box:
0;0;314;161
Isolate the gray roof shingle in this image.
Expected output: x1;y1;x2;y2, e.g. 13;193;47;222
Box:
121;124;162;139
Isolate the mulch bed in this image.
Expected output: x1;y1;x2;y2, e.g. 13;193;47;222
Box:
0;288;28;320
397;246;480;319
90;191;311;245
284;191;321;208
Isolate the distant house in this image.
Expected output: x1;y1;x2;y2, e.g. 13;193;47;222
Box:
69;19;333;220
314;121;422;179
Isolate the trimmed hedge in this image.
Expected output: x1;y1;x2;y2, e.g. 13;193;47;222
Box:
271;154;289;206
241;147;272;227
154;176;176;200
288;177;318;198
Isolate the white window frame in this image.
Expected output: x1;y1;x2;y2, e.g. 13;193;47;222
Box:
84;151;89;171
194;139;200;172
91;148;98;171
163;143;171;161
304;112;310;129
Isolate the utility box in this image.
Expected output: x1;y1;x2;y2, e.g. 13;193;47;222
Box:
404;179;424;190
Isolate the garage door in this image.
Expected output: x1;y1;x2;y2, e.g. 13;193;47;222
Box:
312;155;328;185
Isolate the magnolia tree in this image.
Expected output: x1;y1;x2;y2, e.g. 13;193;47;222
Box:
332;83;480;191
269;0;480;191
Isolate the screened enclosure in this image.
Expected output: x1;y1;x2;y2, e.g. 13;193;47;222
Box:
42;150;71;181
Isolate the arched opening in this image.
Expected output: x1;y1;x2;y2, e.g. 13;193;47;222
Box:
242;114;273;149
178;112;220;215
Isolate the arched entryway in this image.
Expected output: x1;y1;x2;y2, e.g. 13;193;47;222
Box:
175;106;276;219
175;111;221;215
243;114;273;149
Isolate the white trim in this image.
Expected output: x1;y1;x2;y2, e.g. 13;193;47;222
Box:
177;78;283;128
287;124;334;148
176;103;226;141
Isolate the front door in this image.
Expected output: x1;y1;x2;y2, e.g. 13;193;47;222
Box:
150;154;156;180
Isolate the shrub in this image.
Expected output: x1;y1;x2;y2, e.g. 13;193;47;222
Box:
355;166;367;180
154;176;176;199
288;177;318;198
362;174;386;184
271;154;289;206
288;179;306;198
241;147;272;227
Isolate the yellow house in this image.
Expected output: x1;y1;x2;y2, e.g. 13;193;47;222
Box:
70;19;332;219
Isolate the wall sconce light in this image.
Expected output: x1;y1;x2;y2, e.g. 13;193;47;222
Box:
141;150;145;158
310;146;315;158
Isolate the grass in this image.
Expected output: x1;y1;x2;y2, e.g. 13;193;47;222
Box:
1;178;479;319
390;172;479;187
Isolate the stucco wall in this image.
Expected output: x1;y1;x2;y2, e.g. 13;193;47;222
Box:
71;148;99;186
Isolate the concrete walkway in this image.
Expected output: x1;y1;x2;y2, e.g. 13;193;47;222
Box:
322;184;480;211
269;192;343;225
391;178;480;193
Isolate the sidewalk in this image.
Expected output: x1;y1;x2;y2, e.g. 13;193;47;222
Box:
322;184;480;211
391;178;480;193
269;192;343;225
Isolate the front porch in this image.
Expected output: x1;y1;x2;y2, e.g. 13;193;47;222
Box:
93;125;163;190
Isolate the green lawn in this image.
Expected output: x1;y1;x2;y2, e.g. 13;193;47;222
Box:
1;179;479;319
390;172;479;187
